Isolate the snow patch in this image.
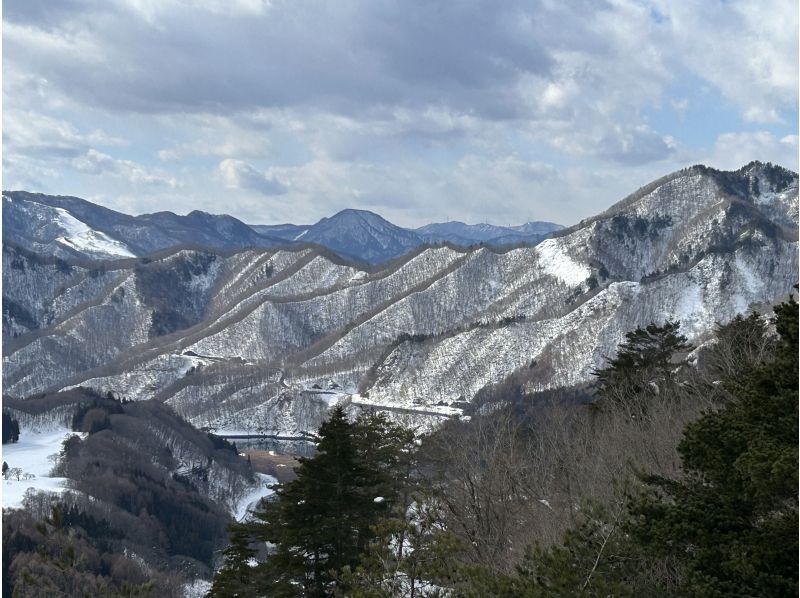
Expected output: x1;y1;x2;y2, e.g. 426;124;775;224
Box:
535;238;591;286
734;253;763;294
1;427;75;509
183;579;212;598
233;473;276;521
53;207;136;258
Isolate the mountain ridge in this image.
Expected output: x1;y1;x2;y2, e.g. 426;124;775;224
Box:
3;161;796;436
3;192;564;264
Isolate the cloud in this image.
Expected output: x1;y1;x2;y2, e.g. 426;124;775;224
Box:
2;0;797;227
218;159;287;196
2;111;176;190
5;1;794;156
650;0;798;124
3;1;551;118
3;111;125;159
704;131;799;171
72;149;179;187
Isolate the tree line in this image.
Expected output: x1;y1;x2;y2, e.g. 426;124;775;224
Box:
2;411;20;444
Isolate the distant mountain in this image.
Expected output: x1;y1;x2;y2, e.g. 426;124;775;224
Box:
4;161;796;437
2;191;284;260
290;209;424;264
3;193;560;264
254;210;428;264
251;213;564;263
250;223;311;241
415;220;562;246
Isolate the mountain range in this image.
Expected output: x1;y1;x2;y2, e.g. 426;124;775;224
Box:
3;161;798;436
2;192;562;264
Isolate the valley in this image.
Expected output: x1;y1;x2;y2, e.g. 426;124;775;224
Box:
2;160;797;596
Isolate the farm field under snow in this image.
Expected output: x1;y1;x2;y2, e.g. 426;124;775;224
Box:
1;427;74;509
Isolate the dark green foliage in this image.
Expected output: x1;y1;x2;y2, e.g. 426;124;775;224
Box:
149;309;193;338
3;389;252;593
55;258;73;274
134;251;217;338
60;504;124;544
211;407;414;596
629;297;798;596
56;429;228;564
207;432;238;453
452;299;796;596
338;498;460;597
696;161;797;199
2;411;20;444
70;396;124;433
207;523;258;598
703;312;774;394
593;320;691;414
609;214;672;241
15;393;254;571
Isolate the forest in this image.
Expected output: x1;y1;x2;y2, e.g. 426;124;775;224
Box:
2;297;797;596
2;390;256;597
210;297;798;597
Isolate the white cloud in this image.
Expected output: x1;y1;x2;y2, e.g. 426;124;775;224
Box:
2;0;797;226
704;131;799;171
72;149;179;187
3;111;125;158
217;159;287;196
651;0;798;123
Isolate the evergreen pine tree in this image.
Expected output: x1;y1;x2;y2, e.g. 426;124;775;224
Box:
629;297;798;596
2;412;20;444
593;321;691;416
208;522;258;598
238;406;412;596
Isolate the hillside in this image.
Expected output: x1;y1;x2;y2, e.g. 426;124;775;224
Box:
2;388;269;589
3;162;797;436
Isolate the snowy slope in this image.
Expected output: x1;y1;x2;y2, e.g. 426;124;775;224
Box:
3;162;797;435
51;206;136;258
1;427;75;509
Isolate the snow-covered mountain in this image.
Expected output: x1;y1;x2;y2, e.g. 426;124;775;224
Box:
415;220;562;246
250;223;311;241
285;209;424;264
3;194;137;259
2;192;286;260
3;162;797;436
4;193;563;265
253;214;563;262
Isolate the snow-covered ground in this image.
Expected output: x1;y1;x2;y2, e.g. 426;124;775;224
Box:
183;579;212;598
53;206;136;258
1;427;75;509
233;472;276;522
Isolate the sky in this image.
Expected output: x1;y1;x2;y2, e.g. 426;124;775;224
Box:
3;0;798;228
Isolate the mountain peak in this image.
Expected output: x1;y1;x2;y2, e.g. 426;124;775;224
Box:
323;208;387;223
302;209;420;263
